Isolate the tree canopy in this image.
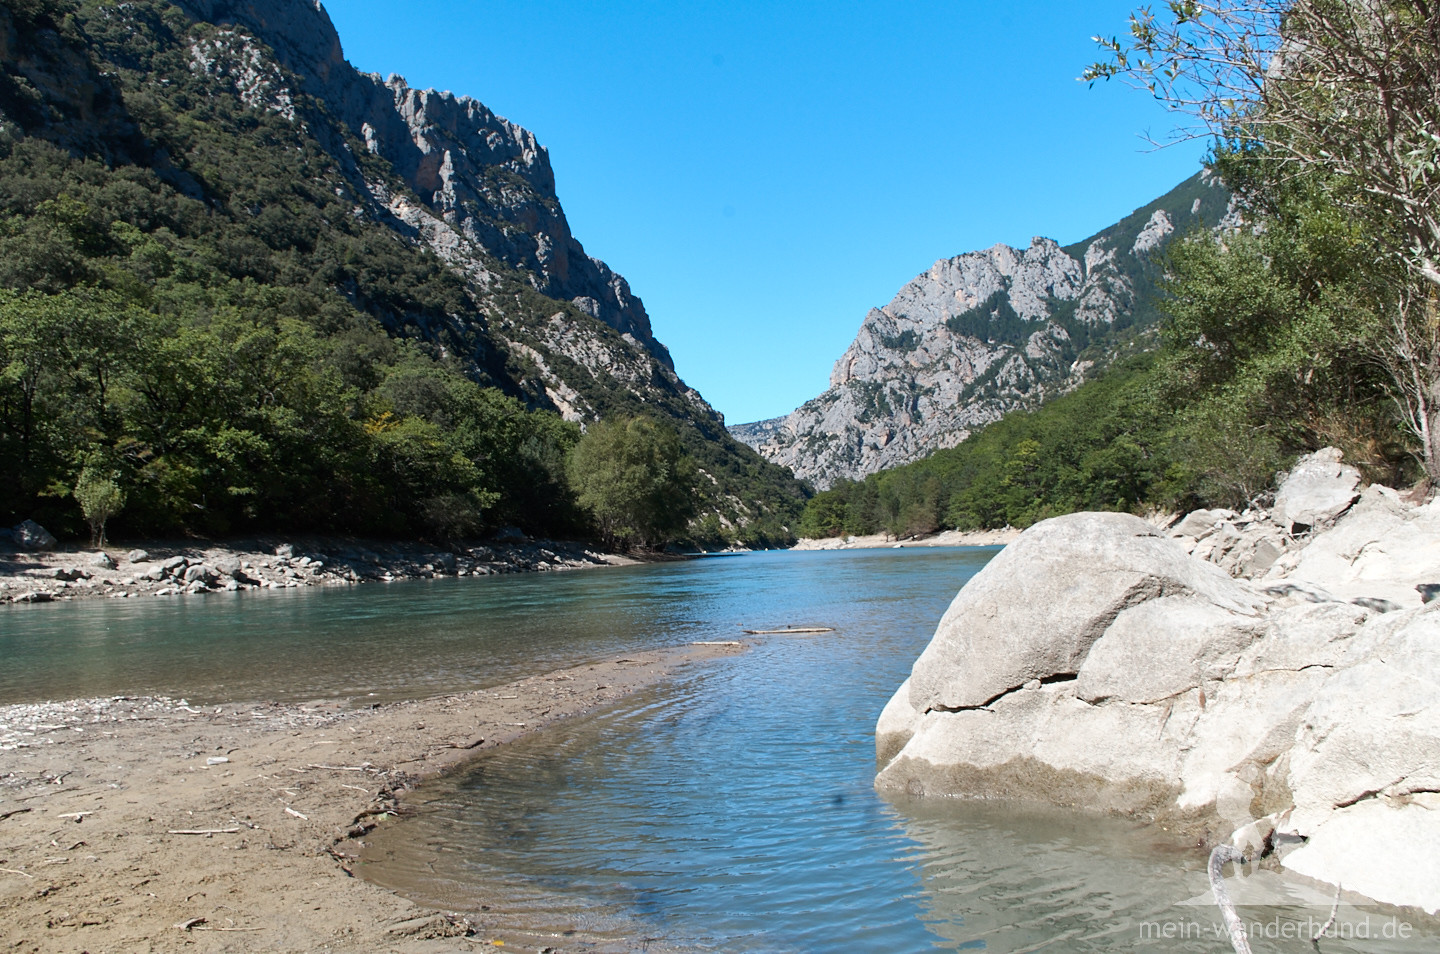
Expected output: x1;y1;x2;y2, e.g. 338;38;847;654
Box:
567;417;699;550
1087;0;1440;481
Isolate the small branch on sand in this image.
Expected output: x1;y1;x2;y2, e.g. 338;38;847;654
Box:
284;807;308;820
1;867;34;878
0;807;33;821
742;627;833;635
1208;845;1253;954
174;917;206;931
55;811;95;820
168;828;241;835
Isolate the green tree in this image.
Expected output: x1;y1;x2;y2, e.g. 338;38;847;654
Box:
566;416;698;549
74;462;125;546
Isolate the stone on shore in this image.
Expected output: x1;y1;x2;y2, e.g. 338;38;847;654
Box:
906;512;1263;713
12;519;56;551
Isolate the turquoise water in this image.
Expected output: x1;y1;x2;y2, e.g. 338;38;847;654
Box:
4;548;1434;951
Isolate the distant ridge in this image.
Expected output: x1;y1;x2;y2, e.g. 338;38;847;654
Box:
731;172;1231;488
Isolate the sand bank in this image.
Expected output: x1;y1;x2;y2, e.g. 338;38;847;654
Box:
0;642;743;952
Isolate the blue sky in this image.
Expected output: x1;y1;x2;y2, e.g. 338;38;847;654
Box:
325;1;1209;425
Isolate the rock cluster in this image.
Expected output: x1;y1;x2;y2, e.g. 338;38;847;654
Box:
0;537;621;605
876;450;1440;914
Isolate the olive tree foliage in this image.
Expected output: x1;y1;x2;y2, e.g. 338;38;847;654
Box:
566;416;698;550
1086;0;1440;480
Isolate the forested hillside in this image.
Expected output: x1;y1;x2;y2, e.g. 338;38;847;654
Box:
0;0;805;547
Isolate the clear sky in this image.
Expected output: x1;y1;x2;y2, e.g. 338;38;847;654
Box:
324;1;1209;426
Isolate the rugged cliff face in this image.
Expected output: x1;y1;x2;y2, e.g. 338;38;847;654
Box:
734;174;1231;488
170;0;674;372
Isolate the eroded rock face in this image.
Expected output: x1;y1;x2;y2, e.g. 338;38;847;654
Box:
875;495;1440;914
162;0;681;410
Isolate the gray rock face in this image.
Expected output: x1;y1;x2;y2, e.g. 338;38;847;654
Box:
908;513;1264;712
1272;447;1361;532
12;520;56;551
169;0;673;377
731;177;1229;487
875;495;1440;914
734;239;1086;487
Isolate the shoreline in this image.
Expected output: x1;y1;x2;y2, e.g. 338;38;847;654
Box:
0;534;648;606
791;527;1020;550
0;642;744;952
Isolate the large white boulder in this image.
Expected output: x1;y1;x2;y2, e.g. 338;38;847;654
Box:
877;499;1440;914
907;512;1263;713
1272;447;1361;532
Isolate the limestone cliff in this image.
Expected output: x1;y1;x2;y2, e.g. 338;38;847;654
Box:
733;174;1230;488
166;0;673;374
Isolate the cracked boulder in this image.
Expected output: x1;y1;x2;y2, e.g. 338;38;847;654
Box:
907;512;1264;713
1272;447;1361;533
1276;607;1440;913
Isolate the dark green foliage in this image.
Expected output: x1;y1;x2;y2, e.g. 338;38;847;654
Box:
879;329;920;352
946;291;1038;345
567;416;697;549
1155;164;1409;500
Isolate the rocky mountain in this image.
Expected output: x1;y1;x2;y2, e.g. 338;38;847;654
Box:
733;174;1231;488
166;0;677;389
0;0;805;540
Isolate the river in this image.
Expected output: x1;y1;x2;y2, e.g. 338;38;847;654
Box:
2;547;1433;951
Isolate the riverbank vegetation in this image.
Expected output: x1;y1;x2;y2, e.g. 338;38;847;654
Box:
801;0;1435;539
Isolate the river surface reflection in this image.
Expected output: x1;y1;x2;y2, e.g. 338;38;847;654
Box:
353;549;1436;952
4;548;1433;951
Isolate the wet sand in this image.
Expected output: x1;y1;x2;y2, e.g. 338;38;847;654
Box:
0;642;744;952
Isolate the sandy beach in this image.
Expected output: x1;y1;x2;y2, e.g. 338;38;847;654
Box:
790;527;1020;550
0;642;744;953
